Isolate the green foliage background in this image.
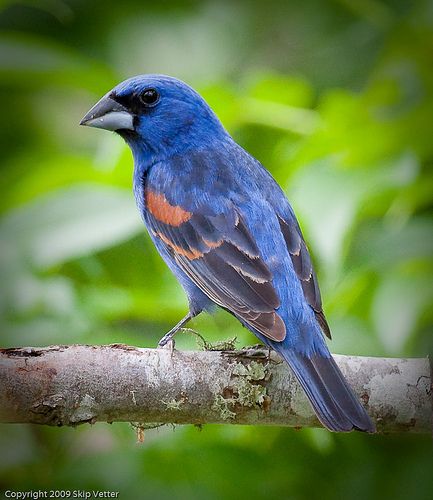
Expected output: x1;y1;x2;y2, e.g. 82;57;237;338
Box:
0;1;432;498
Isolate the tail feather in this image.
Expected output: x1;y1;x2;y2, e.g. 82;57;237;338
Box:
282;350;375;433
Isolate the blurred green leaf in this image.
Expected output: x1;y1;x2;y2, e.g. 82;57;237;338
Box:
372;265;433;354
1;185;141;268
0;31;116;90
350;217;433;270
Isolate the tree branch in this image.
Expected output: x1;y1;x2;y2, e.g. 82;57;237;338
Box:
0;344;431;433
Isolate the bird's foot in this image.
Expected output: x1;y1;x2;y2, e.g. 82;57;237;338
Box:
157;313;192;348
158;333;175;349
158;337;176;356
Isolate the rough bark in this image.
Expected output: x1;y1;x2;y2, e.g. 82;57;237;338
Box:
0;344;431;433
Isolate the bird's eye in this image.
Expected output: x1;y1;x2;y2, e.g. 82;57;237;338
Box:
138;88;160;106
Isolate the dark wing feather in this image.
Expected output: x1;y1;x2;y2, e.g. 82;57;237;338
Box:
277;215;331;339
147;204;286;342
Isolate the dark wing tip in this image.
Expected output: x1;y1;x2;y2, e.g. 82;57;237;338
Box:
272;313;287;341
254;312;286;342
315;310;332;339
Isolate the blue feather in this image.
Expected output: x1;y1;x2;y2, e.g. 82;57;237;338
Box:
82;74;375;433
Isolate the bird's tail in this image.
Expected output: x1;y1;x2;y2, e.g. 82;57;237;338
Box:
281;350;375;432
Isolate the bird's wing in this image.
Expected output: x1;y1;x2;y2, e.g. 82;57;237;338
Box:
145;188;286;342
277;213;331;338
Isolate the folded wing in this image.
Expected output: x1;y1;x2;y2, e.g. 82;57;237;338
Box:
145;188;286;342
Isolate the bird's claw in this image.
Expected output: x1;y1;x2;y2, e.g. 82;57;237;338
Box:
158;338;175;356
158;333;174;348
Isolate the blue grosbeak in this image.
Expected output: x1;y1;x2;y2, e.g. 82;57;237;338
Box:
81;75;375;432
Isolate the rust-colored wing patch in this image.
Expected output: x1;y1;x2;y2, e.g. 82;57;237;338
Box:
146;189;192;226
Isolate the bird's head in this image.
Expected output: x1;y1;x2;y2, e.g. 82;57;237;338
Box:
80;74;227;160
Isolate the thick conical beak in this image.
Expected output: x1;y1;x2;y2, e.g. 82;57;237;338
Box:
80;95;134;131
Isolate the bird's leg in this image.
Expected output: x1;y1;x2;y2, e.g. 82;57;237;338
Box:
158;312;193;348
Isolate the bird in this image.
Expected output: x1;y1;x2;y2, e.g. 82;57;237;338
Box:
80;74;375;433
